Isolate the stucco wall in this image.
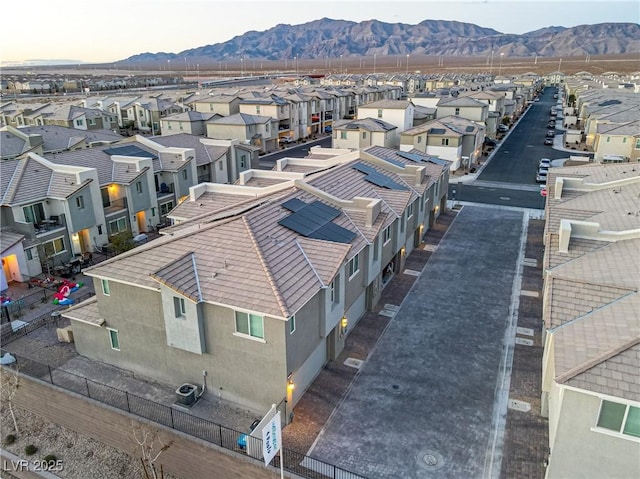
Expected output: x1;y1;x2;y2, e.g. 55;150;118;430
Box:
546;387;640;479
74;279;288;413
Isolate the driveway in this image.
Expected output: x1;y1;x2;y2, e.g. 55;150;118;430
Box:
307;205;526;478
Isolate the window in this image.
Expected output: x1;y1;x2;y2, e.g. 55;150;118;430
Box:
173;297;186;318
182;170;188;180
256;106;261;114
596;400;640;438
235;311;264;339
407;202;414;218
168;123;172;130
97;225;103;235
108;328;120;350
289;315;296;334
151;207;156;217
101;279;110;296
454;108;460;116
623;137;627;143
160;201;174;216
400;214;405;233
75;119;84;126
340;131;347;140
240;155;247;168
109;218;127;235
76;195;84;209
377;109;383;118
43;237;65;257
373;236;379;261
441;138;450;146
348;254;359;279
383;225;391;245
135;181;142;194
101;188;110;207
329;278;339;304
362;132;367;139
88;119;95;126
635;138;640;149
25;248;34;261
218;161;223;171
179;122;184;131
417;136;422;144
23;203;45;224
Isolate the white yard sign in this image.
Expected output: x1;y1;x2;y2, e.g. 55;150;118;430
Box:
262;410;282;467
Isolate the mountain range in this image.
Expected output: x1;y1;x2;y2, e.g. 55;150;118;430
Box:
122;18;640;63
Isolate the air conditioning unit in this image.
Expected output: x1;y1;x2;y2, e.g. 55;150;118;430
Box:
175;383;198;406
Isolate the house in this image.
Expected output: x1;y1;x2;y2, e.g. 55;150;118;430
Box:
238;95;294;143
62;147;449;414
357;100;415;146
0;154;107;279
206;113;278;153
332;118;397;149
1;125;123;160
436;96;489;124
540;163;640;479
400;116;484;172
191;95;241;117
160;111;220;137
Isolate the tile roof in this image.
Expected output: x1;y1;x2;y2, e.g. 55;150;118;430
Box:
208;112;272;126
0;156;90;205
553;293;640;402
63;297;105;327
333;118;397;132
545;162;640;400
0;229;25;254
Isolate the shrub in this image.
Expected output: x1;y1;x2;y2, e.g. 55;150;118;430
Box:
4;434;16;445
25;444;38;455
43;454;57;462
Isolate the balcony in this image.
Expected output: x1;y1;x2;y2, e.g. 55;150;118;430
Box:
103;197;128;216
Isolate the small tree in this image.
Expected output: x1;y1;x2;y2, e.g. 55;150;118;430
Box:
131;422;173;479
110;232;135;255
0;365;21;434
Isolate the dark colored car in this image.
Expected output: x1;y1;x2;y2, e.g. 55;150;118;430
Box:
546;131;555;138
547;121;556;128
484;138;498;147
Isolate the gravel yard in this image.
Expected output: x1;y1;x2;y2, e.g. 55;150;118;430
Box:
1;403;180;479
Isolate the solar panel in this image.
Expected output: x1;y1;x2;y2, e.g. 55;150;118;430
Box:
352;162;408;190
465;126;475;132
104;145;157;159
426;157;450;166
281;198;306;212
278;200;356;244
383;157;405;168
352;162;377;175
397;151;426;163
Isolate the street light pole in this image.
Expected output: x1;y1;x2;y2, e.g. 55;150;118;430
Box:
340;54;343;74
498;52;504;76
406;54;409;75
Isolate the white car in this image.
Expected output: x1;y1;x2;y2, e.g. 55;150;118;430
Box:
536;170;548;183
539;158;551;168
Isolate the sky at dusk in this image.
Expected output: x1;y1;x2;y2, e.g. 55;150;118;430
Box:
3;0;638;63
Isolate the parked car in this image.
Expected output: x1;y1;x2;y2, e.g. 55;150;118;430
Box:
553;94;558;99
547;121;556;128
539;158;551;168
536;170;549;183
484;138;498;147
324;126;332;133
546;131;555;138
279;136;294;145
544;138;554;146
497;124;509;133
534;98;540;102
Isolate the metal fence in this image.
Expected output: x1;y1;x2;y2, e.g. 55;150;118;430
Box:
1;352;366;479
0;291;94;345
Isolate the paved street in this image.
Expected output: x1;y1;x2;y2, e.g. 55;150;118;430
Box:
308;206;526;478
